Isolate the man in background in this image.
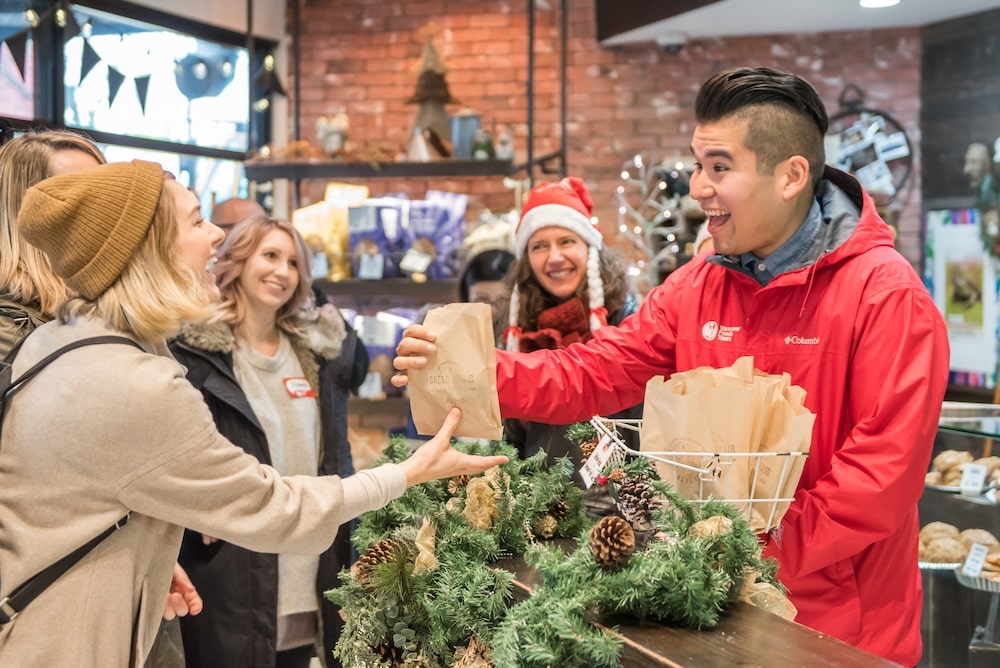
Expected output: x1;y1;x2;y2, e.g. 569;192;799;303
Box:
210;197;267;234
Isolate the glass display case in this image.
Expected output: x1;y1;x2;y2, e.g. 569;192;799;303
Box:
919;402;1000;668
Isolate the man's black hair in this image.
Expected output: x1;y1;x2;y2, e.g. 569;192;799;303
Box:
459;249;515;302
695;67;829;190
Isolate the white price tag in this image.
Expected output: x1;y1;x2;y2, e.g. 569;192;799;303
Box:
358;253;384;280
579;435;614;489
399;248;433;274
960;463;989;496
962;542;990;577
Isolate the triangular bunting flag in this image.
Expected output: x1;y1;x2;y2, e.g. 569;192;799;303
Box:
80;38;100;82
108;66;125;106
62;9;81;42
134;75;150;115
5;30;29;82
254;66;287;98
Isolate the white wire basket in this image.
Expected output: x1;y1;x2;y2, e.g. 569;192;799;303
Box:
584;417;809;533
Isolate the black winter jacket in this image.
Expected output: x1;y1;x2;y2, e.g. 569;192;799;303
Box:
168;309;362;668
503;294;642;517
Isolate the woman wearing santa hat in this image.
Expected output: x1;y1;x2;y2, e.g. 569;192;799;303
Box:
501;177;640;516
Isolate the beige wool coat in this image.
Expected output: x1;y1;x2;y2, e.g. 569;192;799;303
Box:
0;315;404;667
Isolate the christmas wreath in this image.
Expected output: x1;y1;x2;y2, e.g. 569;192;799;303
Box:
327;428;788;667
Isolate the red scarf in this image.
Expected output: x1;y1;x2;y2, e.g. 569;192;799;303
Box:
517;298;592;352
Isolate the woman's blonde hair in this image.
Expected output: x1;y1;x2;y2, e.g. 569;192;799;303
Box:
58;176;216;342
0;130;105;314
212;215;314;335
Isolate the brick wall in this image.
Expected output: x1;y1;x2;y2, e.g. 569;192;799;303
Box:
292;0;923;266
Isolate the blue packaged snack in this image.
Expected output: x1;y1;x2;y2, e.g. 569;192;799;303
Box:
399;191;467;281
348;199;411;279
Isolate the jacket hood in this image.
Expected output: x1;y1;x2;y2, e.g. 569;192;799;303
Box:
176;307;348;395
811;167;896;266
178;306;346;361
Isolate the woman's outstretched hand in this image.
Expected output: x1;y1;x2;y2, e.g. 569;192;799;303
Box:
398;408;508;487
391;324;437;389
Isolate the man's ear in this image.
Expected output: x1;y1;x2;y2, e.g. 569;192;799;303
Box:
780;155;811;201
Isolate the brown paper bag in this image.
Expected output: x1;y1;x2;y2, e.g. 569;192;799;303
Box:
641;363;763;504
639;356;813;532
749;381;814;531
408;302;503;439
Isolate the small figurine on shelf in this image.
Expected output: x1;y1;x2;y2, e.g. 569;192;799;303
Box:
408;127;431;162
407;23;459;145
316;111;351;157
424;127;452;158
495;125;514;161
471;129;495;160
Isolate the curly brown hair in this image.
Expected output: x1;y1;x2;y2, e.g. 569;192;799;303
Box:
501;248;629;332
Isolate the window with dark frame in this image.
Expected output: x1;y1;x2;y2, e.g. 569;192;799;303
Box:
0;0;274;215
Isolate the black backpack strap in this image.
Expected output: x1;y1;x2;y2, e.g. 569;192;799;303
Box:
0;334;143;627
0;513;130;627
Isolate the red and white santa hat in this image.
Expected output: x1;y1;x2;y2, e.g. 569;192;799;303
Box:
506;177;607;350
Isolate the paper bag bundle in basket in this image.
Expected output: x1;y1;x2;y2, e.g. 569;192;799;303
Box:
408;302;503;440
639;356;814;532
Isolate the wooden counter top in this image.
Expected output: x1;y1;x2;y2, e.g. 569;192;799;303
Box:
498;547;898;668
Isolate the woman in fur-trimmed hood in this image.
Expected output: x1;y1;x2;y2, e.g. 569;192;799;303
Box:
168;215;363;668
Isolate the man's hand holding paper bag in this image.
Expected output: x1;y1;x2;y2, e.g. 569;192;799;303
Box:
406;303;504;440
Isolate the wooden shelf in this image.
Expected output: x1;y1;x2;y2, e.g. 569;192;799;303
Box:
314;278;458;300
243;158;513;181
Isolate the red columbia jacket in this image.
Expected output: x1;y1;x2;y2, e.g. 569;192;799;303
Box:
497;168;950;665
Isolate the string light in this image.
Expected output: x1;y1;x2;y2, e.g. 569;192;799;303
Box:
24;9;40;27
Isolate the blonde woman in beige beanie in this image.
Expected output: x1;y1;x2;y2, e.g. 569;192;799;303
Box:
0;132;205;658
0;160;507;667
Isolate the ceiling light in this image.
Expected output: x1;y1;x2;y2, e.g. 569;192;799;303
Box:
859;0;900;8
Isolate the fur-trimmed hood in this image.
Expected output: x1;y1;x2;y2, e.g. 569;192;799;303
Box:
176;305;348;394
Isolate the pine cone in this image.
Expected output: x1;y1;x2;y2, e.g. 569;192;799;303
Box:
579;439;598;460
532;514;558;539
589;515;636;570
609;468;625;483
452;634;494;668
617;476;659;526
352;538;411;585
447;474;470;496
462;477;499;530
688;515;734;539
548;499;569;521
373;639;403;666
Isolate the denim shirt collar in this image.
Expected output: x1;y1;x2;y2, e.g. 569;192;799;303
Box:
733;199;822;286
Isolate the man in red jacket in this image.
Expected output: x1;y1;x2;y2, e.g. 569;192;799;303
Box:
394;67;950;665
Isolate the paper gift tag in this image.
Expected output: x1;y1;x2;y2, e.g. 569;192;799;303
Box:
580;434;620;489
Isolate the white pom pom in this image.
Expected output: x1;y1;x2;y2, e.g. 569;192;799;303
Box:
587;245;604;330
506;287;520;350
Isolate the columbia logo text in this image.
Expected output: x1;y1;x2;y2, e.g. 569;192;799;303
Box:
783;335;820;345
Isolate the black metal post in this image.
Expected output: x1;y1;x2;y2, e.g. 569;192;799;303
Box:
527;0;535;187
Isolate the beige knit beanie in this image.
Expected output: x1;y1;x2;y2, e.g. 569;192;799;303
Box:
17;160;164;299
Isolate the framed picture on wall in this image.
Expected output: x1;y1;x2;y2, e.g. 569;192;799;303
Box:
924;208;998;389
